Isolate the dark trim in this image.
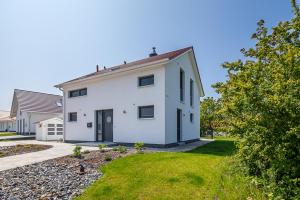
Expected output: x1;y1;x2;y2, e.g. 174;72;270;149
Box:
64;138;200;148
117;138;200;148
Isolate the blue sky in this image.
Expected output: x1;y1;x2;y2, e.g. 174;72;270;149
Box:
0;0;294;110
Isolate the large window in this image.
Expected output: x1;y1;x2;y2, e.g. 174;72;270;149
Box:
138;105;154;119
190;79;194;106
69;88;87;98
180;69;185;102
68;112;77;122
138;75;154;87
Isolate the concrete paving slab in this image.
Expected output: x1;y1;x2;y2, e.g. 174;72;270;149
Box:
0;140;98;171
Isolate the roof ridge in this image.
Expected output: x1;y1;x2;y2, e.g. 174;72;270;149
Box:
14;89;62;97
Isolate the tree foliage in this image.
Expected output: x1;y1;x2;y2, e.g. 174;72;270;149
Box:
200;97;222;136
213;1;300;198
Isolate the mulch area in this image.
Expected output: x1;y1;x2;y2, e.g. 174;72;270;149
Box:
0;149;133;200
0;144;53;158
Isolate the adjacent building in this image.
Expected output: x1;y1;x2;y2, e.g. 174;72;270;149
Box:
56;47;204;147
10;89;63;135
0;110;16;132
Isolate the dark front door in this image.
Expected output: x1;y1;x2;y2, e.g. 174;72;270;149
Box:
177;109;182;142
96;109;113;142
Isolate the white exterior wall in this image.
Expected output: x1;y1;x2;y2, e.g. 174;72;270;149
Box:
0;121;16;132
36;118;63;141
16;108;62;134
165;53;200;144
63;66;166;144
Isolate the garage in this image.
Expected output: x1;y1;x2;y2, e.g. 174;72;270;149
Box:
35;117;63;141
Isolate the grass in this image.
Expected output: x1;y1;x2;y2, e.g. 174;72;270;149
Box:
0;132;16;137
77;137;265;200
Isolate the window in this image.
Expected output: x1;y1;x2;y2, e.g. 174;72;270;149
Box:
69;88;87;98
57;128;63;132
138;105;154;118
138;75;154;87
48;132;55;135
180;69;185;102
190;113;194;123
190;79;194;106
68;112;77;122
48;128;55;131
57;132;63;135
48;124;55;127
57;124;63;127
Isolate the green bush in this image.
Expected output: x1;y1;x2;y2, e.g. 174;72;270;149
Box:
117;145;127;153
213;4;300;198
98;144;107;153
112;147;118;151
73;146;82;158
104;155;112;161
134;142;144;153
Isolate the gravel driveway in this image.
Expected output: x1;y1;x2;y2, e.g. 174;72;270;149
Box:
0;140;98;171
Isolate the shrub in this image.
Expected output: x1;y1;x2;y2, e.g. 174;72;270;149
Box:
104;155;112;161
134;142;144;153
212;4;300;198
0;151;4;157
117;145;127;153
112;147;118;151
73;146;82;158
98;144;107;153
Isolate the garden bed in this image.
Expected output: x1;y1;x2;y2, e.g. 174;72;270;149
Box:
0;144;52;158
0;149;132;200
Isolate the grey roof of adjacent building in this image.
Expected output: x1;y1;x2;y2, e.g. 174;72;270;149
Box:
10;89;63;117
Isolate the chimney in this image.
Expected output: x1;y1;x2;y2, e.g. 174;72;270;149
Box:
96;65;99;72
149;47;158;57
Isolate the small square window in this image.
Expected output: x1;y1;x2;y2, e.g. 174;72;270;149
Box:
138;105;154;118
190;113;194;123
138;75;154;87
69;112;77;122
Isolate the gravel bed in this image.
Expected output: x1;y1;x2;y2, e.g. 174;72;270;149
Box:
0;150;131;200
0;144;52;158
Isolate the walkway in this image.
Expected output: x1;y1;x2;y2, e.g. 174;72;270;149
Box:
0;140;98;171
0;135;35;141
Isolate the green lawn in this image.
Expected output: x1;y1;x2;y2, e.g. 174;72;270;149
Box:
77;138;265;200
0;132;16;137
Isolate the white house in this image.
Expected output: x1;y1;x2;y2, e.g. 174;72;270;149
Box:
35;117;63;141
10;89;63;135
0;110;16;132
55;47;204;147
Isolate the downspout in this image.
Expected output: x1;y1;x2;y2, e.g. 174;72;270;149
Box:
28;113;31;135
58;87;66;142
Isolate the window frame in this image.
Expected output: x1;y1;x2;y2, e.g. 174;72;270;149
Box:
180;69;185;102
69;88;87;98
190;113;194;123
138;74;154;87
190;79;194;107
138;105;155;119
68;112;77;122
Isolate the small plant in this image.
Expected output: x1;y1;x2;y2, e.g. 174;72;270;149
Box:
112;147;118;151
104;154;112;161
117;145;127;153
0;151;4;157
98;144;107;152
73;146;82;158
83;150;90;154
134;142;144;153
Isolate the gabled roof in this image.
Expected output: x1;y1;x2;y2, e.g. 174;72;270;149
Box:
55;46;204;96
10;89;63;117
55;47;194;87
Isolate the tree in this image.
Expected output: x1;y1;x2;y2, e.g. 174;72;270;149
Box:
200;97;221;138
213;1;300;198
